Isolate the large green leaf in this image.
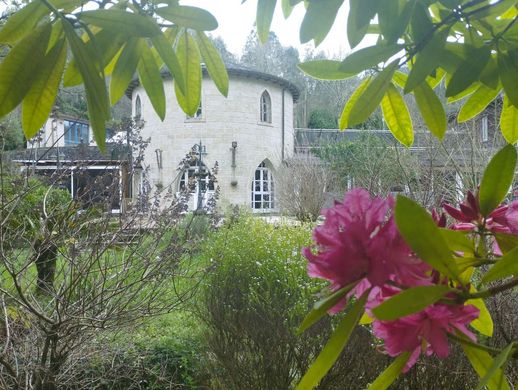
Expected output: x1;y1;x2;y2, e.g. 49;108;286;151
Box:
174;32;202;116
339;77;370;129
138;41;166;121
461;341;511;390
281;0;294;18
475;344;514;390
500;95;518;143
339;44;402;74
256;0;276;44
411;1;433;43
498;51;518;108
372;285;452;321
348;61;398;127
64;29;126;87
78;9;161;37
22;39;67;139
439;228;474;253
479;144;517;216
151;31;186;95
395;196;459;279
0;1;49;44
296;291;368;390
414;82;447;139
480;57;500;90
495;232;518;254
458;84;501;123
110;38;144;105
0;23;51;119
446;81;479;104
405;27;449;93
379;0;412;43
298;60;355;80
298;282;359;334
467;294;493;337
63;19;110;151
157;5;218;31
367;352;410;390
482;245;518;283
300;0;344;46
446;46;491;97
467;0;518;19
347;0;370;48
381;83;413;147
195;31;229;97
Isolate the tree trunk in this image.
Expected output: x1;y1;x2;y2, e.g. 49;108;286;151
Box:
34;240;57;294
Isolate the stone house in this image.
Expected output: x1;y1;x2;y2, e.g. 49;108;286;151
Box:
126;66;299;212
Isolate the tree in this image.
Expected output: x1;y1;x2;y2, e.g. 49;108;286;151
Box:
0;124;213;389
276;155;336;222
307;109;337;129
314;133;418;196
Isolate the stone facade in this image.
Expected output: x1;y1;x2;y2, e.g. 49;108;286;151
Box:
129;68;298;211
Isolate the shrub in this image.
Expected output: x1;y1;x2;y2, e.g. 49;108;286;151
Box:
198;217;390;389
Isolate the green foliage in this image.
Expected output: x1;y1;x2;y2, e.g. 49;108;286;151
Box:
314;133;417;195
286;0;518;145
461;341;511;390
479;144;517;216
0;2;228;150
371;285;453;321
307;109;337;129
298;60;354;80
1;175;71;234
367;352;410;390
296;291;368;390
395;195;459;280
199;217;390;389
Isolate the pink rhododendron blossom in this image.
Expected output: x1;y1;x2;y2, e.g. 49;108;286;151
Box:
370;287;479;371
302;189;430;311
443;190;518;234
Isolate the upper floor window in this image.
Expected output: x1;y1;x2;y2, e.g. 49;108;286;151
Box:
187;101;203;120
135;95;142;119
260;91;271;123
64;120;89;145
481;115;488;142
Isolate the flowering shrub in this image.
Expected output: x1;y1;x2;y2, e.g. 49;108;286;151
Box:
297;145;518;389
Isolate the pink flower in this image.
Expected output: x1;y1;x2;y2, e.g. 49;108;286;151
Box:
443;190;518;234
302;189;430;311
370;287;479;371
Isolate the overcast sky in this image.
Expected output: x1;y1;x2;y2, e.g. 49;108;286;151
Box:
183;0;355;59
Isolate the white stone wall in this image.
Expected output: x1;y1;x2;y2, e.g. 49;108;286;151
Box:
133;73;296;209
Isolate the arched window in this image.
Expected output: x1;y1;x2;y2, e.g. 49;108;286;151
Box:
251;161;274;211
179;159;215;209
135;95;142;119
260;91;271;123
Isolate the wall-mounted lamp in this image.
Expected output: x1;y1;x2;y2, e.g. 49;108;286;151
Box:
231;141;237;168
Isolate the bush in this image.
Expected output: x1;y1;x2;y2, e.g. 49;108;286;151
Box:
198;217;390;389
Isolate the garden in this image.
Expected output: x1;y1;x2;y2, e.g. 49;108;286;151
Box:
1;0;518;389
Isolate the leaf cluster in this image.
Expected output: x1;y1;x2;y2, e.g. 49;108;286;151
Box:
0;0;229;150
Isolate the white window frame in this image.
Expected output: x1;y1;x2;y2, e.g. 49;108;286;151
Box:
260;91;272;123
186;100;203;121
251;162;275;211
